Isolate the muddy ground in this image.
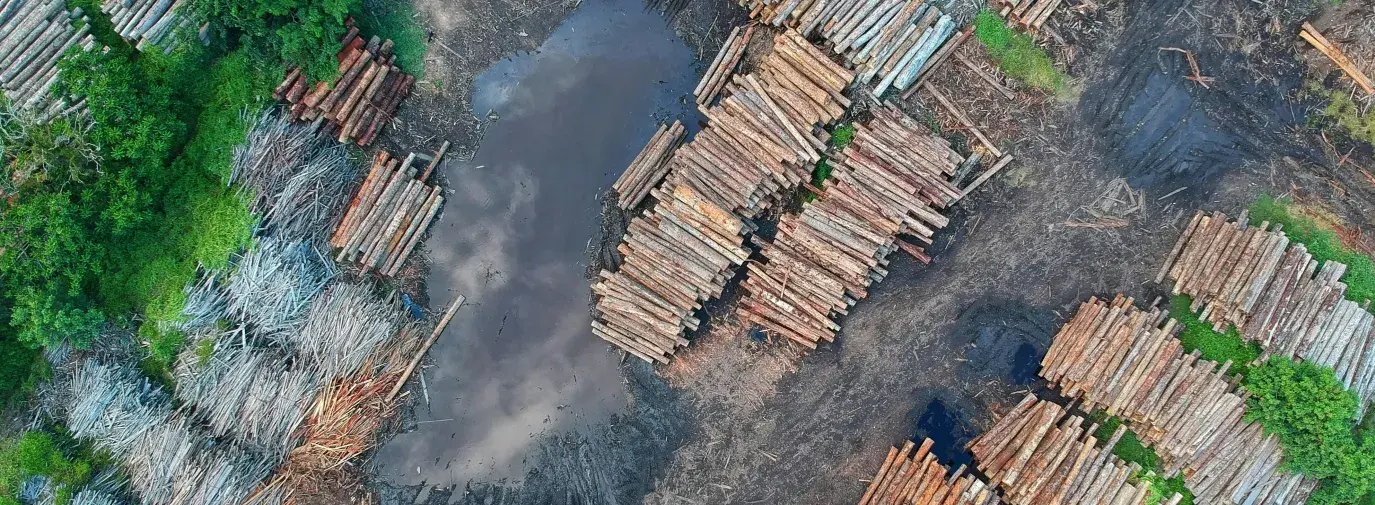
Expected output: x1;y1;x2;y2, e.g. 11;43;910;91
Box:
369;0;1375;503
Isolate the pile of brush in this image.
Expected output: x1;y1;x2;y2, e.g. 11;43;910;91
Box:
273;18;415;146
230;111;357;244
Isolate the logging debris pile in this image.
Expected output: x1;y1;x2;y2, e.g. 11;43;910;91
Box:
738;105;960;348
274;18;416;146
1157;210;1375;418
64;358;276;505
174;344;318;457
0;0;97;115
989;0;1064;32
592;30;850;362
967;394;1183;505
329;145;448;277
741;0;960;97
100;0;204;53
1041;294;1318;505
613;120;685;210
224;237;337;338
230;111;358;245
856;438;996;505
1298;22;1374;96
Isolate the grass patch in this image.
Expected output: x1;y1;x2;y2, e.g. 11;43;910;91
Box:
0;430;100;505
830;123;855;150
1089;413;1195;505
353;0;428;77
1249;195;1375;309
1320;84;1375;146
1169;295;1261;378
973;10;1066;94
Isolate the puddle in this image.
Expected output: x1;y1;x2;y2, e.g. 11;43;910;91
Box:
912;398;977;468
372;0;703;487
955;301;1055;386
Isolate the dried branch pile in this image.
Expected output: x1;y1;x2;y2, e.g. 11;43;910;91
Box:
856;438;996;505
738;105;959;347
694;25;754;106
225;237;336;338
0;0;97;114
1157;210;1375;418
967;394;1179;505
990;0;1064;31
174;345;317;458
741;0;959;95
329;148;446;277
65;359;276;505
1041;294;1318;504
231;110;358;244
100;0;202;53
613;120;685;210
287;281;403;382
274;19;415;146
591;183;746;363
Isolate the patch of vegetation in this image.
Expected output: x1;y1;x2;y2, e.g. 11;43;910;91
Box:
973;10;1066;94
829;123;855;151
0;431;97;505
187;0;359;81
352;0;427;77
0;337;47;408
1244;357;1375;505
1089;413;1195;505
1249;195;1375;310
1169;295;1261;379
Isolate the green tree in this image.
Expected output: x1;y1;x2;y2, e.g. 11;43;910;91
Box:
188;0;356;80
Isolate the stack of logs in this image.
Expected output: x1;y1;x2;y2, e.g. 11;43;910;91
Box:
967;394;1180;505
990;0;1064;31
857;438;997;505
613;120;684;210
274;19;415;146
1040;294;1318;504
737;105;959;347
0;0;96;115
329;146;448;277
741;0;960;96
101;0;204;53
591;184;748;363
1157;210;1375;418
694;25;753;106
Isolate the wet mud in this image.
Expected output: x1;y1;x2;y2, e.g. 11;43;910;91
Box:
372;0;704;495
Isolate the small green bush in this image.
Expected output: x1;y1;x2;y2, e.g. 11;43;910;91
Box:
1322;88;1375;146
352;1;427;77
1249;195;1375;310
973;10;1065;93
830;123;855;151
1090;413;1195;505
0;431;94;505
1169;295;1261;379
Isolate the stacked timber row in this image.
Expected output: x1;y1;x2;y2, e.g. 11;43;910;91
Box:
967;394;1182;505
1040;295;1318;504
856;438;997;505
329;145;448;277
0;0;97;114
274;19;415;146
694;25;754;106
591;184;748;363
737;105;959;347
1157;210;1375;417
741;0;962;96
613;120;685;210
990;0;1064;31
101;0;203;52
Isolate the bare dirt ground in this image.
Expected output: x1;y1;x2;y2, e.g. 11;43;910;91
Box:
367;0;1375;503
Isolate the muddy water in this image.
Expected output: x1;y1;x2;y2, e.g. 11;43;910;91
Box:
373;0;702;487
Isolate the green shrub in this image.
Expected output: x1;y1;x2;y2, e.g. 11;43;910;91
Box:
1090;413;1196;505
1322;88;1375;146
1245;357;1375;505
188;0;357;80
1249;195;1375;310
352;0;427;76
830;123;855;150
1169;295;1261;379
973;10;1065;93
0;336;46;407
0;431;94;505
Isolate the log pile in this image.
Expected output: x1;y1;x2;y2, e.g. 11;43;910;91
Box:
0;0;97;114
1040;295;1318;504
694;25;754;105
100;0;203;53
990;0;1064;31
741;0;960;95
737;105;959;347
591;183;748;363
1157;210;1375;418
274;19;415;146
613;120;685;210
329;147;447;277
966;394;1177;505
856;438;996;505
